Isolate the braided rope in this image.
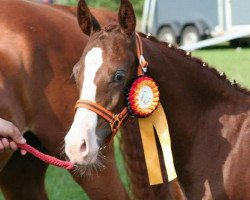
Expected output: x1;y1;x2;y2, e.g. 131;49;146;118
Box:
17;143;74;170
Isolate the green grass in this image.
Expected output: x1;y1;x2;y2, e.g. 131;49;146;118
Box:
0;45;249;199
193;45;250;88
45;167;86;200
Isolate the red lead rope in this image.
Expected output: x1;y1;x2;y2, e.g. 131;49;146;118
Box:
16;143;74;170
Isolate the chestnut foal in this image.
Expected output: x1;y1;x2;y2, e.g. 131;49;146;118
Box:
65;0;250;199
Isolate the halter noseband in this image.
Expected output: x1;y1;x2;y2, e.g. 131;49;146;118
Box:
74;33;148;144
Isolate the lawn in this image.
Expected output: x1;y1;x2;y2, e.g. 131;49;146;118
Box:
193;45;250;88
0;44;249;200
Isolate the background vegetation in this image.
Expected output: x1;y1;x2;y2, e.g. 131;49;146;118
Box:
55;0;144;16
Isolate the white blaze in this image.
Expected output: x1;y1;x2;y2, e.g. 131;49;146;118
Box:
80;48;103;101
65;48;103;164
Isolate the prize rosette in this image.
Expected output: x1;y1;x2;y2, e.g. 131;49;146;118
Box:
125;76;160;118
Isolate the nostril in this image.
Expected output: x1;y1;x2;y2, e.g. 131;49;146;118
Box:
80;140;87;155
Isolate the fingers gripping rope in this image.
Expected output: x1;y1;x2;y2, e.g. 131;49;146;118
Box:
16;143;74;170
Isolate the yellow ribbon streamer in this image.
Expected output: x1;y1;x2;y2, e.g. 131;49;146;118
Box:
138;103;177;185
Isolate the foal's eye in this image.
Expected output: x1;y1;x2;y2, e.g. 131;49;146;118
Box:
112;70;125;82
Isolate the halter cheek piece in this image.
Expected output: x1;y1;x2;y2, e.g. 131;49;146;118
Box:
74;33;148;145
74;100;129;134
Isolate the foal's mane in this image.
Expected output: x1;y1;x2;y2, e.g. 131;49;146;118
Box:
98;24;250;96
138;33;250;96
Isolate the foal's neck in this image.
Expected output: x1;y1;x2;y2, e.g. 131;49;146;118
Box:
142;36;249;114
141;36;250;162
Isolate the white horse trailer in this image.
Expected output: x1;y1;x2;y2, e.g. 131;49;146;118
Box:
142;0;250;48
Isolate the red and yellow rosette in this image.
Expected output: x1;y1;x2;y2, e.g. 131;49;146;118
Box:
126;76;160;118
125;75;177;185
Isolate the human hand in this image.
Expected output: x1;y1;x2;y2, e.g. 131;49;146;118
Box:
0;118;26;155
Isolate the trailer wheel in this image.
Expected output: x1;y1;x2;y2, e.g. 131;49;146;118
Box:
158;27;177;45
181;26;200;46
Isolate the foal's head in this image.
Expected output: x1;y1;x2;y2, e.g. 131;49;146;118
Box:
65;0;138;166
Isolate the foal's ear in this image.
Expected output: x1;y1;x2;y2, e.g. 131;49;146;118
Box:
118;0;136;36
77;0;101;36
